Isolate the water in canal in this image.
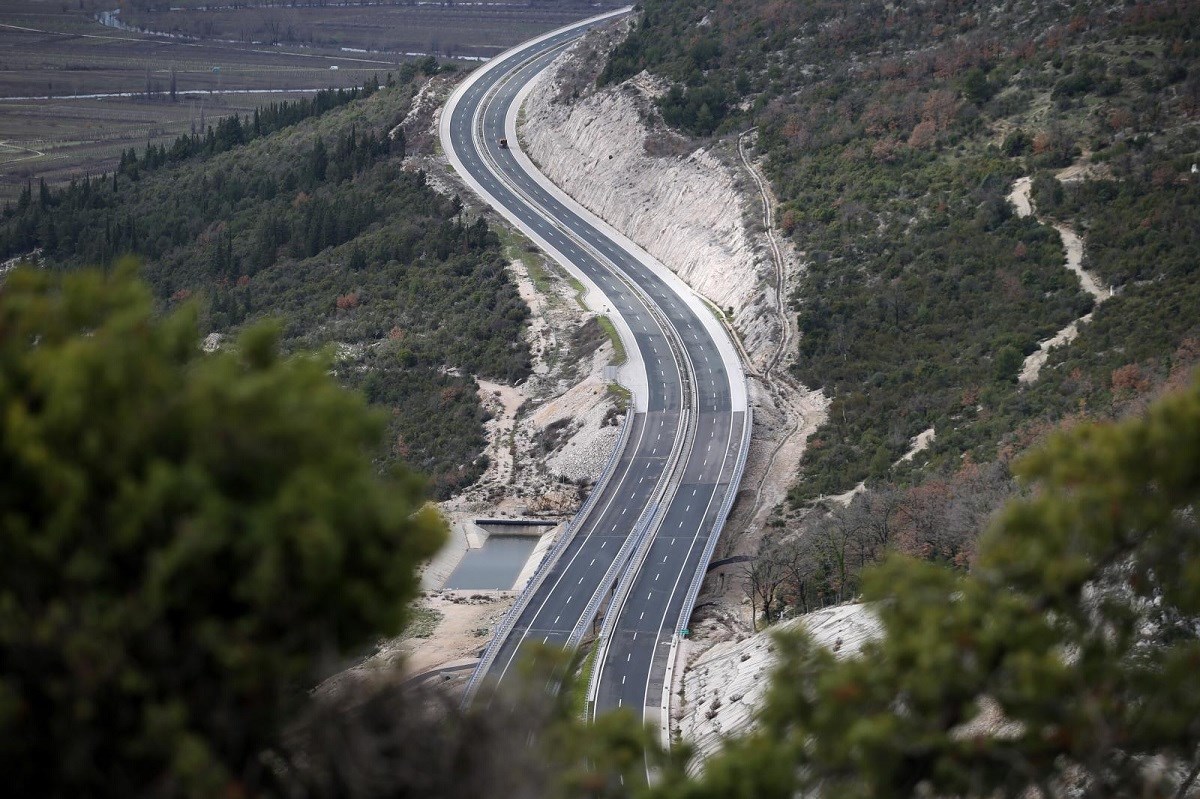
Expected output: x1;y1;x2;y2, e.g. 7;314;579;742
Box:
444;534;539;590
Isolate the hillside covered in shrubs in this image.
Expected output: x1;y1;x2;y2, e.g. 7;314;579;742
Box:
0;73;530;498
603;0;1199;602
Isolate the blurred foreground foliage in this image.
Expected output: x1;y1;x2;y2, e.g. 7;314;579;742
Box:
284;645;678;799
1;269;1197;799
0;265;445;797
274;376;1200;799
650;374;1200;799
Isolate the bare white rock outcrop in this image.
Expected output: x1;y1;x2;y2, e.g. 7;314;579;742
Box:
520;53;786;371
676;603;880;765
1008;175;1111;384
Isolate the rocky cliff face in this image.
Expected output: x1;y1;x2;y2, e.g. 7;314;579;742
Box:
519;35;789;372
674;603;879;764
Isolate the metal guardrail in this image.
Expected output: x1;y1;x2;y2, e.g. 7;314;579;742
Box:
655;375;752;749
673;375;754;635
570;492;656;650
565;253;699;646
604;386;749;730
460;405;634;706
580;291;702;716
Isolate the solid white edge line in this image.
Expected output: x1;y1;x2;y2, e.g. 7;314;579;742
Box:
438;6;648;413
444;12;754;764
504;60;747;414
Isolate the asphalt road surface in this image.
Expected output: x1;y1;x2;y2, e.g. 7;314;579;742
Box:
440;9;749;745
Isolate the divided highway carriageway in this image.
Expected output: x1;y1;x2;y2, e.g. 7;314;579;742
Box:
439;6;751;760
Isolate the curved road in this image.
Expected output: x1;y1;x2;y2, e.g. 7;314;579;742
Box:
440;8;749;745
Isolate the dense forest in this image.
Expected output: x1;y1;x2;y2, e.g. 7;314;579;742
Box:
0;71;530;498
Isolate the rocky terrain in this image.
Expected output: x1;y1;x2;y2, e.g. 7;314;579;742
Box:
521;22;782;371
674;603;880;765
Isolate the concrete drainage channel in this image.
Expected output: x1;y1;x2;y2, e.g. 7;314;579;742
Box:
459;407;635;705
443;519;560;591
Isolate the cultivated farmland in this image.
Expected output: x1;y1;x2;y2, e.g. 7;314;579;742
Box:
0;0;618;204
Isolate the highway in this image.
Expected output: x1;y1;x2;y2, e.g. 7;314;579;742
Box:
439;7;751;750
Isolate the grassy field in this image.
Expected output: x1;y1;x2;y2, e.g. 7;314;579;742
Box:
0;0;618;205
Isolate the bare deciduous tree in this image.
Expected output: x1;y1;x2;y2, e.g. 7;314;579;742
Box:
742;545;790;626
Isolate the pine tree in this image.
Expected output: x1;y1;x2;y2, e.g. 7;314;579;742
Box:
0;265;445;797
